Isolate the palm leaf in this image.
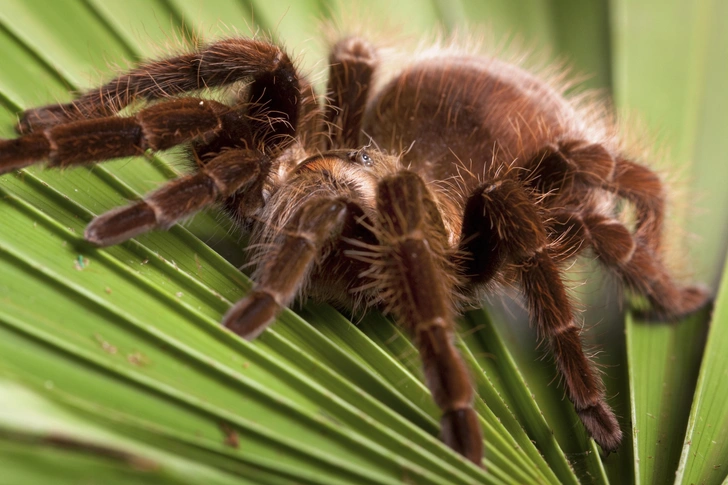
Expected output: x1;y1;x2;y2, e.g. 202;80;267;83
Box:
0;1;726;484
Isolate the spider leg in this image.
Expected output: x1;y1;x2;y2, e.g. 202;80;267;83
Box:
523;140;615;199
611;157;665;253
524;140;708;317
296;77;326;151
548;211;634;265
17;38;299;135
324;37;378;149
223;197;351;340
374;171;483;465
460;178;622;453
521;247;622;452
0;98;232;175
85;148;269;247
550;210;710;318
525;142;664;253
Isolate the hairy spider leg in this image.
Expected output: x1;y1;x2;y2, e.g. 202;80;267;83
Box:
523;140;616;198
617;241;710;319
0;98;230;175
374;171;483;465
324;36;379;149
612;157;665;253
223;196;351;340
294;77;327;152
546;210;634;264
520;251;622;452
85;148;270;247
460;177;622;453
3;36;309;246
524;142;711;319
547;209;706;316
16;38;299;136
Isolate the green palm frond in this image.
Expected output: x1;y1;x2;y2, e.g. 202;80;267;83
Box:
1;1;726;484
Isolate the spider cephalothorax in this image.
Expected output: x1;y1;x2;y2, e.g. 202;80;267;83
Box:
0;33;709;466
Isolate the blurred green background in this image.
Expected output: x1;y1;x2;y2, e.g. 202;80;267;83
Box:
0;1;726;484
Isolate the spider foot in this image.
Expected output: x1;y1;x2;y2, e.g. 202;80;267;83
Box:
16;103;80;134
223;290;279;341
576;401;622;454
636;283;713;322
441;408;484;467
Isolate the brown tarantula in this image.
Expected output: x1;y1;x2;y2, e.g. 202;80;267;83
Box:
0;33;709;466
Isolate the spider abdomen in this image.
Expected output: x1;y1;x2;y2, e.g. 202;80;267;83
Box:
365;56;578;188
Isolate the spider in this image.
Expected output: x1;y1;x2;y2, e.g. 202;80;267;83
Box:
0;33;709;466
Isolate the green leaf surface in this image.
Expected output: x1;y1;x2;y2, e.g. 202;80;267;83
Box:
1;1;726;484
627;311;710;484
0;380;265;485
675;258;728;485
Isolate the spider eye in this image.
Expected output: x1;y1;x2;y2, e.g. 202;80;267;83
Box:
345;149;374;167
357;150;373;166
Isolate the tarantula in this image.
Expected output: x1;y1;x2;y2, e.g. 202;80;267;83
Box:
0;33;709;466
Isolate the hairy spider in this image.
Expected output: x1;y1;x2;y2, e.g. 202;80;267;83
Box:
0;33;709;466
